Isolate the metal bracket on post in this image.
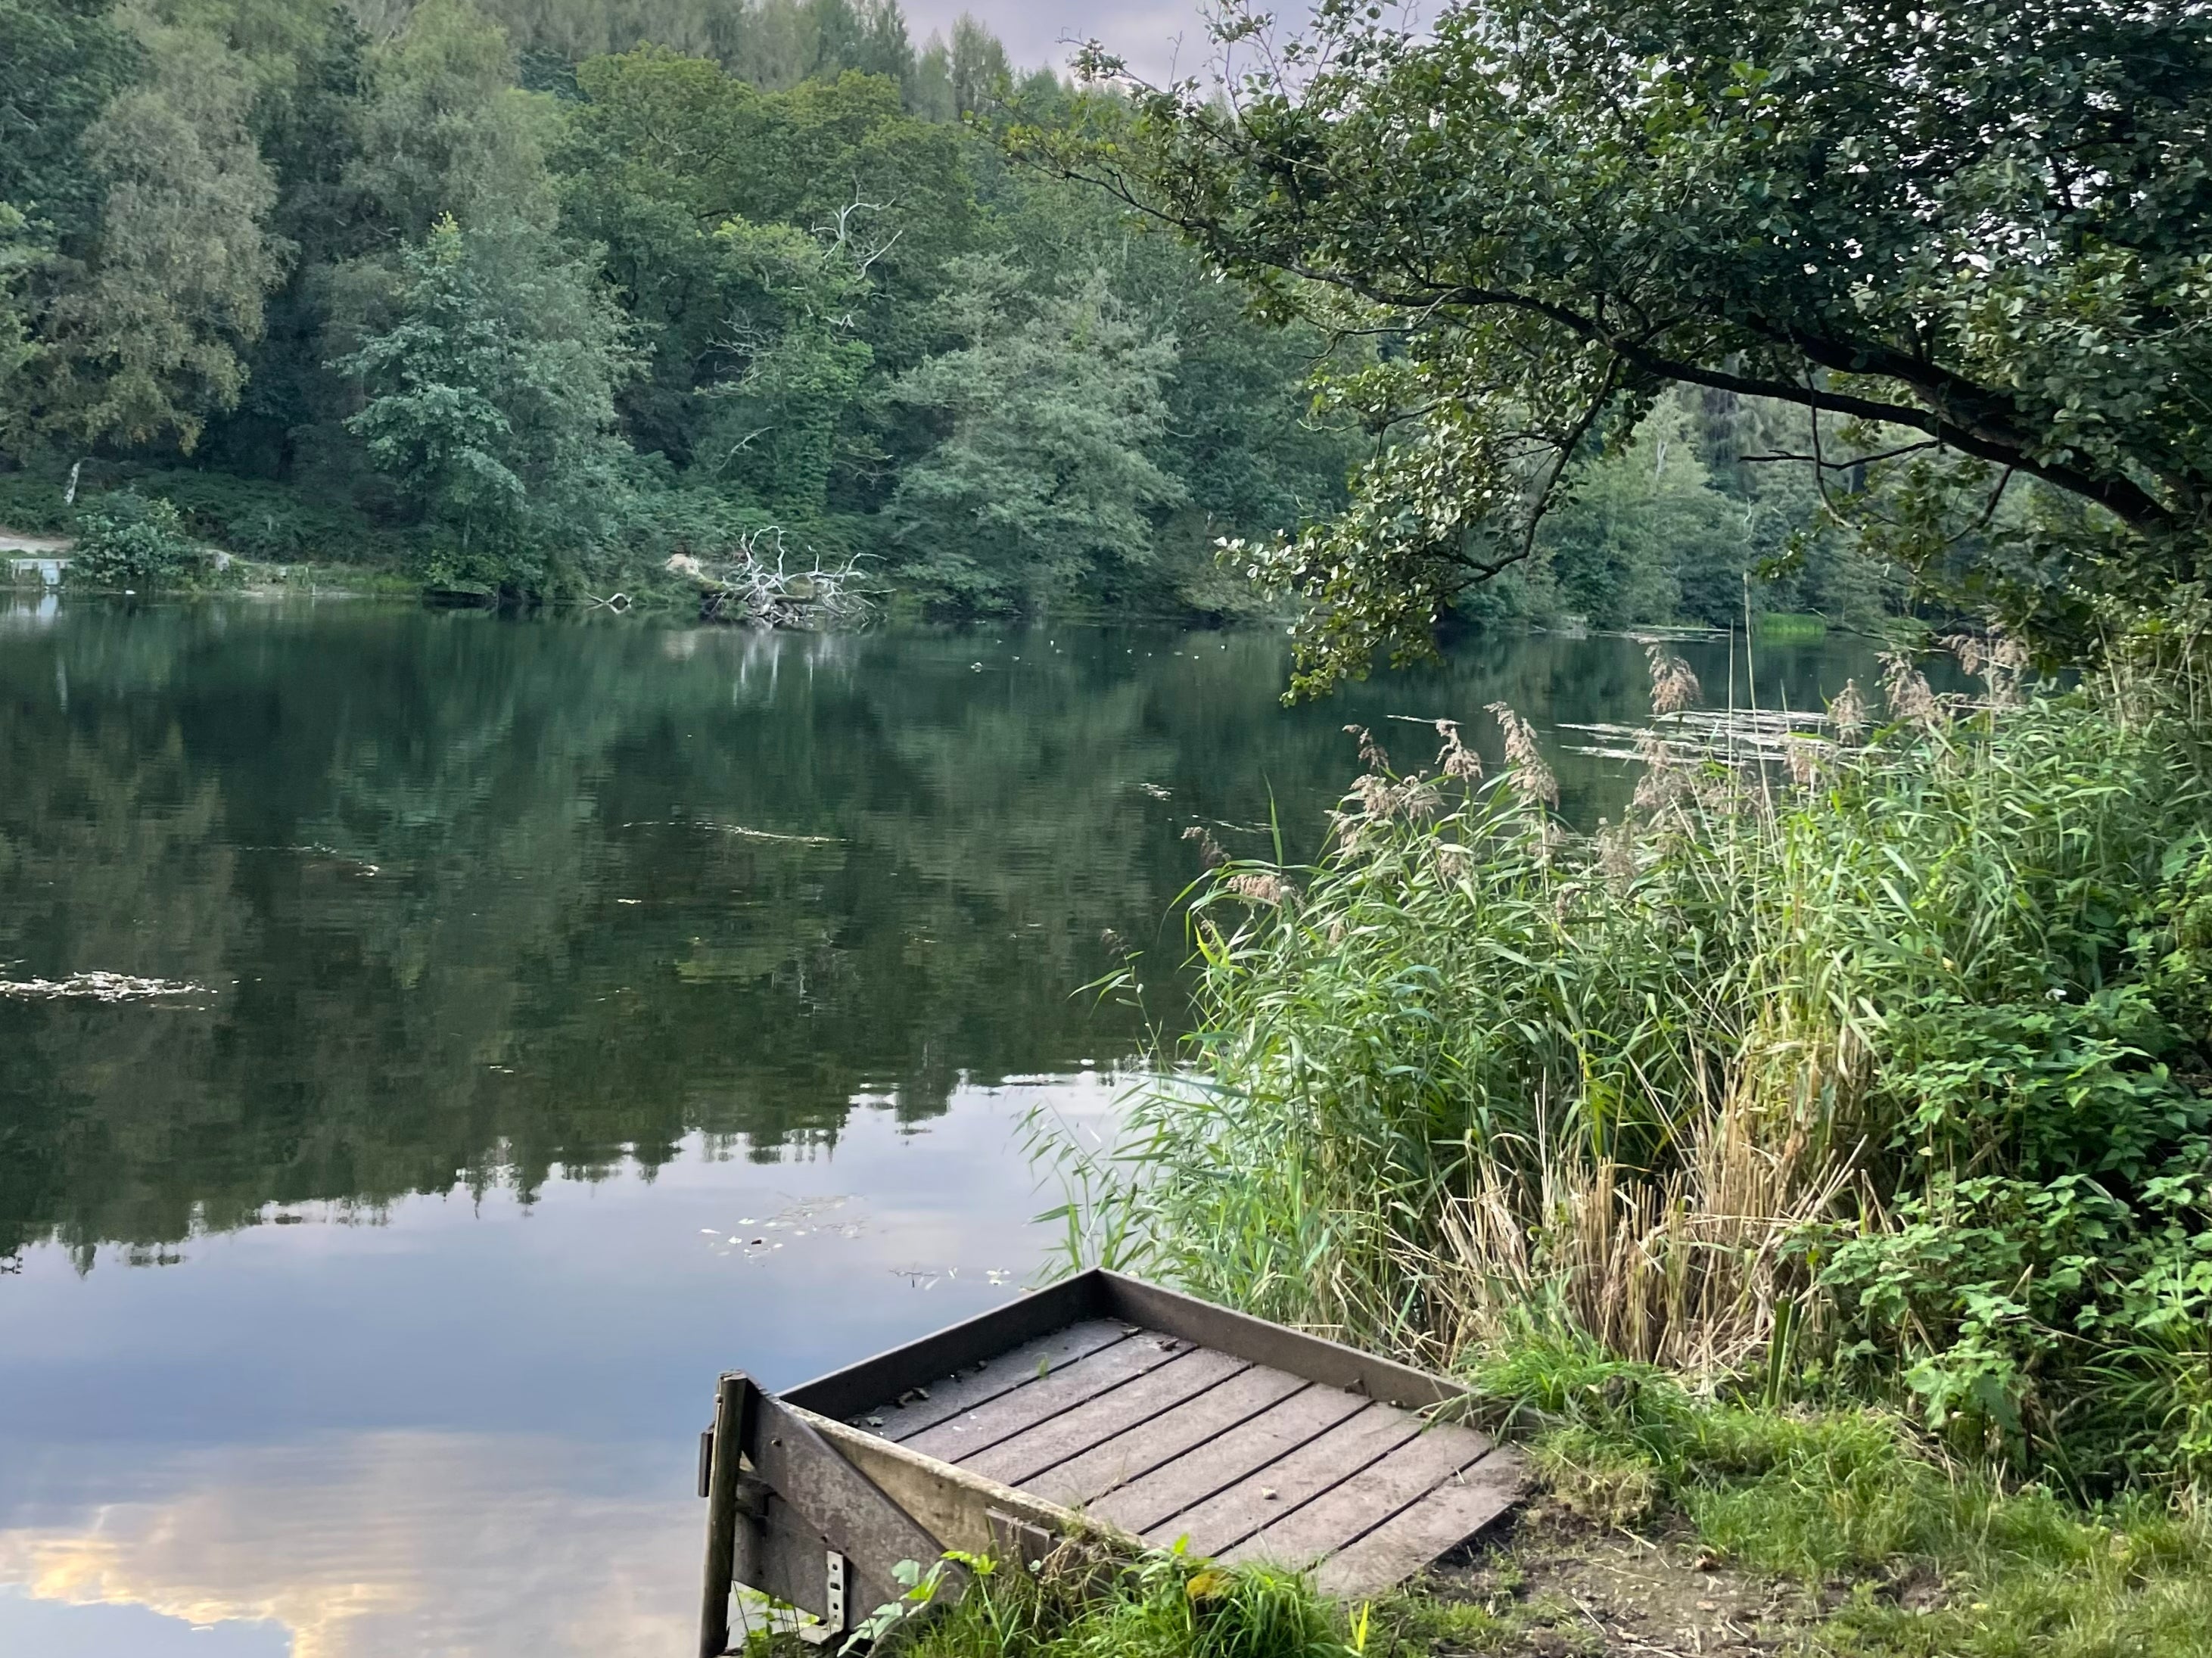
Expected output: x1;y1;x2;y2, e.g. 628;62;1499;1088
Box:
987;1508;1056;1573
823;1551;848;1634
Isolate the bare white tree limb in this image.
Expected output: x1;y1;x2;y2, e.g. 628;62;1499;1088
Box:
666;530;876;629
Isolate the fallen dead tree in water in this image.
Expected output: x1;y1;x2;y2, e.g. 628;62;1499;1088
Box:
664;530;874;628
0;971;214;1002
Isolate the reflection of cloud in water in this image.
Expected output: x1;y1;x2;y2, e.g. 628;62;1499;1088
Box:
0;1077;1131;1656
0;1433;694;1658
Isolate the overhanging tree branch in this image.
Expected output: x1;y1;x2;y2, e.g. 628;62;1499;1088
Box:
1042;160;2182;535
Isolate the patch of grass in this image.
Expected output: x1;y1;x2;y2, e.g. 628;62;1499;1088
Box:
851;1548;1357;1658
1757;610;1831;639
1815;1498;2212;1656
1464;1333;2212;1656
868;1548;1657;1658
1352;1590;1530;1655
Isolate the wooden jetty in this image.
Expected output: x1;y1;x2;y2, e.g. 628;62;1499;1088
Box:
696;1268;1526;1653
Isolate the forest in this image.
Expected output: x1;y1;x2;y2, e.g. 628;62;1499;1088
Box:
0;0;1902;627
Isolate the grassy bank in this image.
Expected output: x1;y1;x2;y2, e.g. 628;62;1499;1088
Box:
1001;617;2212;1654
810;1348;2212;1657
761;1395;2212;1656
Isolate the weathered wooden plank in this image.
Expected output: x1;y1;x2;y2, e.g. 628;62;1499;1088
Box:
901;1331;1196;1464
1311;1452;1528;1597
1138;1401;1422;1557
1017;1364;1314;1511
782;1272;1106;1420
751;1492;832;1622
792;1406;1093;1559
1220;1423;1495;1568
728;1475;770;1607
1098;1274;1468;1411
747;1495;904;1636
749;1395;947;1584
1089;1385;1374;1538
860;1319;1138;1442
957;1348;1252;1488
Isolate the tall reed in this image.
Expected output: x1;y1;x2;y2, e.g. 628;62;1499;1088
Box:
1054;630;2212;1495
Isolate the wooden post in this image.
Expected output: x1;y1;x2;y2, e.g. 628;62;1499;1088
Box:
699;1372;756;1658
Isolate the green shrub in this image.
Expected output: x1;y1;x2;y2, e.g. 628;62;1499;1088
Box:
0;471;78;534
135;471;380;563
68;493;204;589
866;1548;1355;1658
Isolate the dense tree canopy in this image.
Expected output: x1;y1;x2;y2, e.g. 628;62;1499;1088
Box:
36;13;288;450
336;213;633;583
2;0;1942;631
0;0;1377;615
1044;0;2212;682
889;257;1185;608
0;0;139;248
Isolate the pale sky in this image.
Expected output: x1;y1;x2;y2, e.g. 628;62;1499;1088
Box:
899;2;1231;86
895;2;1432;91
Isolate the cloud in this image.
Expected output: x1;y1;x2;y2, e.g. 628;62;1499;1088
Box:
900;2;1214;84
0;1433;695;1658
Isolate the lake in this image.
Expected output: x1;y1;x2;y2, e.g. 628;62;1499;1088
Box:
0;602;1883;1656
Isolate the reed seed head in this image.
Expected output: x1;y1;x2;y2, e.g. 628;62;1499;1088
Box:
1881;651;1943;729
1226;871;1292;906
1344;724;1392;774
1646;642;1703;716
1181;823;1227;868
1829;679;1868;739
1784;737;1828;789
1434;718;1483;782
1486;701;1559;807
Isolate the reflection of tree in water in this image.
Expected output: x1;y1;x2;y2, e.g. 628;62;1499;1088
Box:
0;610;1884;1261
0;615;1188;1259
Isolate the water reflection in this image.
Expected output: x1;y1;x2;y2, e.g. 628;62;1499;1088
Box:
0;608;1883;1264
2;1433;695;1657
0;1075;1117;1656
0;608;1895;1654
2;587;61;629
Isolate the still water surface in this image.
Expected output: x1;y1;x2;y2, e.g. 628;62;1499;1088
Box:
0;604;1882;1655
